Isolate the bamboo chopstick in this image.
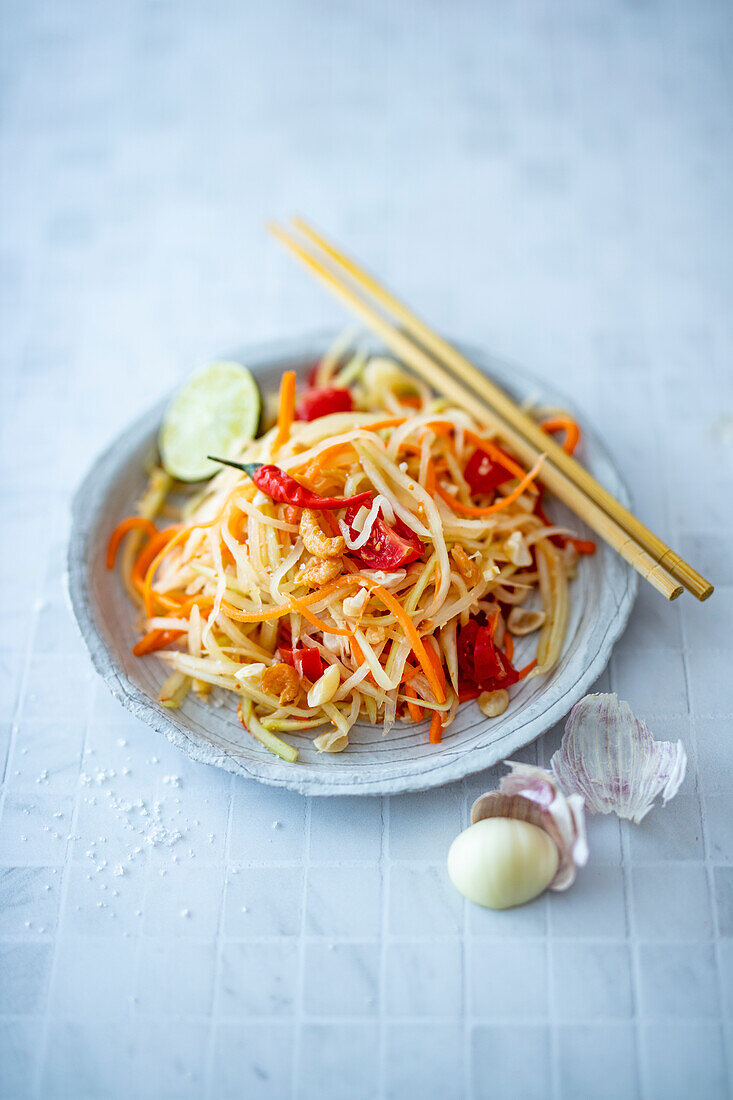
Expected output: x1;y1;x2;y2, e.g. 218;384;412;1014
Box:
272;218;713;602
269;221;683;601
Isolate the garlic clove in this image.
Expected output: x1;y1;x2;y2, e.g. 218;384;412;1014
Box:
448;818;559;909
307;664;341;708
551;693;687;824
471;763;588;891
505;531;533;566
234;662;267;682
314;729;349;753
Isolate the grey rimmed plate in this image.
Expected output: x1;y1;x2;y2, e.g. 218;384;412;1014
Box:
68;333;637;796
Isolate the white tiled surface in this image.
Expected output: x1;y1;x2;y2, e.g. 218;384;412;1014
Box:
1;1;732;1097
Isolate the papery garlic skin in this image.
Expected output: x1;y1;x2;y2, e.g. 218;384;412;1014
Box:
551;693;687;824
448;818;559;909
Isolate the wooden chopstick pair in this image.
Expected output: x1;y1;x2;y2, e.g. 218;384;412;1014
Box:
269;218;713;603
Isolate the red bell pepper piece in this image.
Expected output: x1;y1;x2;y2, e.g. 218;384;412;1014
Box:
464;448;515;496
296;386;353;422
344;503;423;570
278;646;324;682
458;616;519;692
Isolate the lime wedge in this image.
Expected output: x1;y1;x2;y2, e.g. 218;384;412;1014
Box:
159;361;261;481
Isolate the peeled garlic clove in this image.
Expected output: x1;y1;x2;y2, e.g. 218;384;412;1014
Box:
505;531;533;566
551;692;687;824
448;817;559;909
314;729;349;753
307;664;341;708
472;763;588;891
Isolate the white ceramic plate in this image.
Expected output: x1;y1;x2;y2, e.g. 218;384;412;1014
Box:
68;333;637;796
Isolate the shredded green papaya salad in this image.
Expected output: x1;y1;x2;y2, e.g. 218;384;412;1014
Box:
107;336;593;762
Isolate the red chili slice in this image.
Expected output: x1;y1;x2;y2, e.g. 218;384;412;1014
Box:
278;646;324;682
464;448;515;496
458;616;520;692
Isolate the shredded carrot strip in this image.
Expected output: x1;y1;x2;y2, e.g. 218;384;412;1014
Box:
503;632;514;662
282;505;301;526
437;455;545;516
177;595;214;618
273;370;297;452
516;658;538;680
106;517;158;570
290;600;353;638
142;527;193;617
132;628;185;657
424;456;436;495
423;638;447;700
405;684;424;722
397;442;423;458
131;527;182;591
570;538;596;555
296;442;358;478
423;420;456;437
540;415;580;455
429;711;443;744
362;417;406;431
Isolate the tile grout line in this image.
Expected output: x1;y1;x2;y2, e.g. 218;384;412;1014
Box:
642;316;721;1091
610;652;646;1100
32;689;94;1089
291;794;312;1100
376;795;390;1100
202;771;235;1099
539;736;560;1100
460;778;471;1100
678;617;732;1088
0;493;54;840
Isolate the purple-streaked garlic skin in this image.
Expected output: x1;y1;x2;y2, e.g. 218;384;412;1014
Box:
471;763;588;892
550;693;687;824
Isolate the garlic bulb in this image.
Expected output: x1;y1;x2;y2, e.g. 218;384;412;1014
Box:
448;818;559;909
551;693;687;823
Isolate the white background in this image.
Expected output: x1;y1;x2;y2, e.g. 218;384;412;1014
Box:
1;1;732;1097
